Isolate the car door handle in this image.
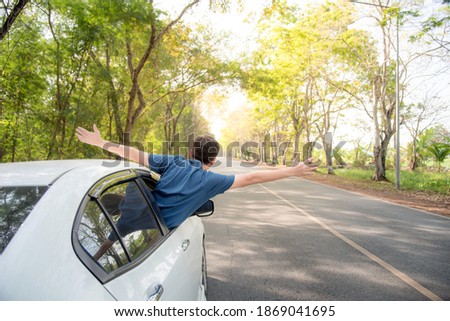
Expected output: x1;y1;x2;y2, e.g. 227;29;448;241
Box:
181;239;190;251
146;283;164;301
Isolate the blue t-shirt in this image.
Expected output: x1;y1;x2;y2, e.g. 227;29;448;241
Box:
148;154;235;228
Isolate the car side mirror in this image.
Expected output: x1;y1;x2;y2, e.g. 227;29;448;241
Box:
193;200;214;217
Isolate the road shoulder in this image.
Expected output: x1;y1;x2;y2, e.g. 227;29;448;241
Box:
303;173;450;218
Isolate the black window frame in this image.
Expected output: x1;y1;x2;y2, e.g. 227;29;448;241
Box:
72;169;170;284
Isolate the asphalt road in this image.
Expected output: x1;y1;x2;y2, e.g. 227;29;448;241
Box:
203;158;450;301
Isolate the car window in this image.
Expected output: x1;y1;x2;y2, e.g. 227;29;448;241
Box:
77;180;164;273
0;186;48;254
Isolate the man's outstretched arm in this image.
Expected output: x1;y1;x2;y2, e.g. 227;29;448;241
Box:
230;161;317;190
76;125;149;167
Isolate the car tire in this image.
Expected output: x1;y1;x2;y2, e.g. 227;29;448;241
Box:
201;238;208;297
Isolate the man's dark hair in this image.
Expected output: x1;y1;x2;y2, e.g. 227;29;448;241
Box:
192;135;220;165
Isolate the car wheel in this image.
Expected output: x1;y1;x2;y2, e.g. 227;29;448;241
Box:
201;238;208;296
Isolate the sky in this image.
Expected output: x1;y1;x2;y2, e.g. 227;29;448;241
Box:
154;0;450;145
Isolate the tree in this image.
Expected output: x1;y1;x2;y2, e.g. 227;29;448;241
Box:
414;125;450;171
1;0;237;162
347;1;405;181
68;0;201;145
43;0;97;159
403;95;447;170
245;0;372;170
122;0;200;145
0;6;49;162
411;0;450;57
157;23;233;148
349;0;450;182
427;143;450;172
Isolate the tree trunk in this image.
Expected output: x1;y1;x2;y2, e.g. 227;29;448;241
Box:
293;133;300;163
324;132;334;174
409;138;419;171
372;145;384;180
123;0;199;144
0;92;5;162
371;74;386;181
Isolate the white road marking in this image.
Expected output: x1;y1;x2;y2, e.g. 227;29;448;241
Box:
260;184;443;301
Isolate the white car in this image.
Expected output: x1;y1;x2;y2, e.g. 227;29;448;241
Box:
0;159;211;300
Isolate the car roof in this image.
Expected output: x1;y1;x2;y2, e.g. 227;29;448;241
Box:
0;159;145;187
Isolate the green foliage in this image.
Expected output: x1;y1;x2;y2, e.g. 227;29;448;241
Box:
385;169;450;194
340;145;372;169
331;168;449;194
426;143;450;172
1;12;49;161
2;0;449;167
416;126;450;170
242;0;376;164
1;0;231;162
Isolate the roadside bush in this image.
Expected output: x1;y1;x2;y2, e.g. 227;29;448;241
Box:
327;168;449;194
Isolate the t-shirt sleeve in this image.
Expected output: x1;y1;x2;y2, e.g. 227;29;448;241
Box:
205;172;235;198
148;154;174;174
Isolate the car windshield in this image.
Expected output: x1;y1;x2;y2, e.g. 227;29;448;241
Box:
0;186;48;254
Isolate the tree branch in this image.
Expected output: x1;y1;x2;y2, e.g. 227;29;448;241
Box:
134;0;200;78
0;0;30;40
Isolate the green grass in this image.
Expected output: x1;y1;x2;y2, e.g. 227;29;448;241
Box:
317;168;450;194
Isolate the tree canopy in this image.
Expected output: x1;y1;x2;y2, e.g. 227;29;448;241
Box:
1;0;449;176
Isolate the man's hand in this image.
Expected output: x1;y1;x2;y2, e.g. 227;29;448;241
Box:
291;158;319;177
76;124;149;167
76;125;105;148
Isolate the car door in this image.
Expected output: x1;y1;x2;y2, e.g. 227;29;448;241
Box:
73;170;200;300
104;218;200;301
